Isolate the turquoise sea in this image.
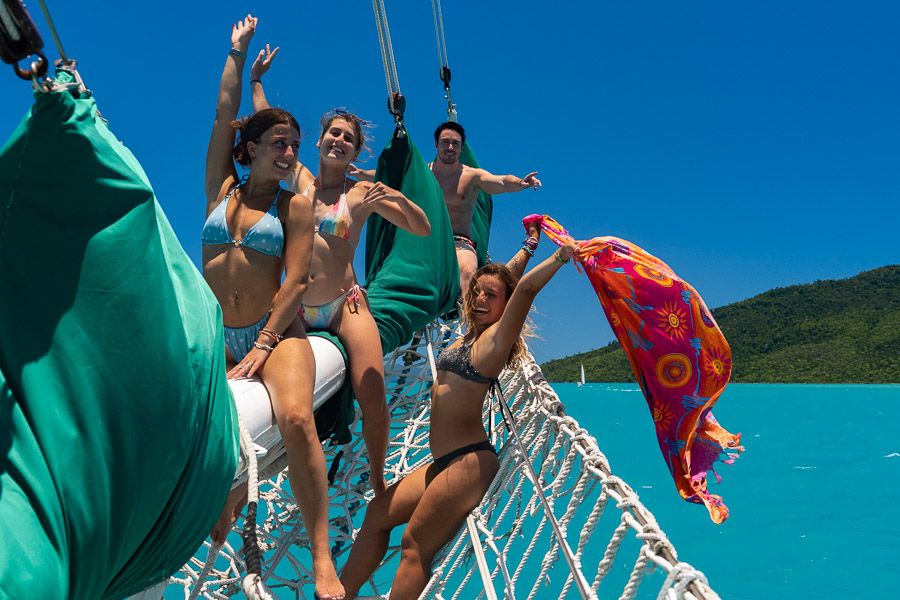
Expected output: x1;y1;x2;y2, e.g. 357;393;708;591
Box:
556;383;900;600
165;383;899;599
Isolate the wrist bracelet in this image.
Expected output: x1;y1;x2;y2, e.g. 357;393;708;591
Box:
254;341;275;353
250;79;262;86
554;249;570;264
521;245;535;257
260;327;283;341
229;48;247;58
522;236;539;251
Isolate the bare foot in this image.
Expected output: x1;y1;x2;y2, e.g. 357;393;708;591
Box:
211;483;248;545
313;556;345;599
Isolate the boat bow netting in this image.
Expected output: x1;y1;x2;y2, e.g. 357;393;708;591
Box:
168;319;720;600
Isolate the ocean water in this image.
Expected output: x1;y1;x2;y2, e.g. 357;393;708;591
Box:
164;383;899;599
555;382;900;600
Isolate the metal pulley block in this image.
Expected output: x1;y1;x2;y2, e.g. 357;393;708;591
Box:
0;0;48;80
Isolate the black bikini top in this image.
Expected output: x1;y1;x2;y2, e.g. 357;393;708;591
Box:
436;342;496;385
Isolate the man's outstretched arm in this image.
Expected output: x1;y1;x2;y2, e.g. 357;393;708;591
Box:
473;168;542;195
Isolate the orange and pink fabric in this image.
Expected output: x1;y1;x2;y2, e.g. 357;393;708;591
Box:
525;214;743;523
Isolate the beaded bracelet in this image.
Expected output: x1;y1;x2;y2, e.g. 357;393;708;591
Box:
229;48;247;58
521;245;535;257
260;328;284;342
254;341;275;353
522;236;539;251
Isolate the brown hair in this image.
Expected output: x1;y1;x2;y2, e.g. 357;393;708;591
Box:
461;263;529;368
434;120;466;145
231;108;301;166
319;109;371;158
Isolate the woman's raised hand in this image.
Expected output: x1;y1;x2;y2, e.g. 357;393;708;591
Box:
558;240;578;263
251;43;280;80
231;14;258;51
362;182;401;206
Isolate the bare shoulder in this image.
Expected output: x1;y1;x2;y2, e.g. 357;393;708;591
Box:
217;177;237;199
286;190;312;207
463;165;492;185
461;166;492;197
282;191;313;221
208;176;238;210
347;178;375;198
460;164;481;178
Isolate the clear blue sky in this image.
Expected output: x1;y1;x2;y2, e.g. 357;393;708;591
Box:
3;1;897;362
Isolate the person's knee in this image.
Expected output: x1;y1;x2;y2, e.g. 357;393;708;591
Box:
400;529;422;560
280;407;316;437
362;494;391;528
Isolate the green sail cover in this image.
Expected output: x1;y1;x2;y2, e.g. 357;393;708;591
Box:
0;90;238;599
364;130;460;353
309;331;354;445
460;142;494;267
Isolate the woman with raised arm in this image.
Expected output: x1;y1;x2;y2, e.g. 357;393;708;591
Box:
250;47;431;496
203;16;343;600
339;236;576;600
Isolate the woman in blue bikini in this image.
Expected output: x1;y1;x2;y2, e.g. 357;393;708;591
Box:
340;235;577;600
203;16;343;600
250;45;431;496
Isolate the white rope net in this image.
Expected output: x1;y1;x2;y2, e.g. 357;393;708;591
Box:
167;319;720;600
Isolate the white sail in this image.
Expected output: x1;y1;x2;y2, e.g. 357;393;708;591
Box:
579;363;586;386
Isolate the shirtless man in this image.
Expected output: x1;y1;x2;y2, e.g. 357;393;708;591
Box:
351;121;541;296
429;121;541;296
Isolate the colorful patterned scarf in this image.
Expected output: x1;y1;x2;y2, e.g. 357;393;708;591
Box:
525;214;743;523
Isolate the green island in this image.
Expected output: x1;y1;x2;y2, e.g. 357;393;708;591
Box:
540;265;900;384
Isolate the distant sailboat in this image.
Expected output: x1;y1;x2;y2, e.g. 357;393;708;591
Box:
578;364;586;387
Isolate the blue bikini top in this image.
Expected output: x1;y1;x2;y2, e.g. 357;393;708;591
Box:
201;184;284;257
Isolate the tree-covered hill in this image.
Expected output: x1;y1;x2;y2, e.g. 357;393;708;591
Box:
540;265;900;383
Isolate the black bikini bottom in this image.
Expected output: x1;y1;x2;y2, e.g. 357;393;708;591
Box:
432;440;496;474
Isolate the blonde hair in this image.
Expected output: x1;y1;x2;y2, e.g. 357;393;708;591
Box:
461;263;529;368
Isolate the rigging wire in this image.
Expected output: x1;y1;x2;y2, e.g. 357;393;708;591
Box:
36;0;67;62
431;0;457;121
372;0;405;128
431;0;449;70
